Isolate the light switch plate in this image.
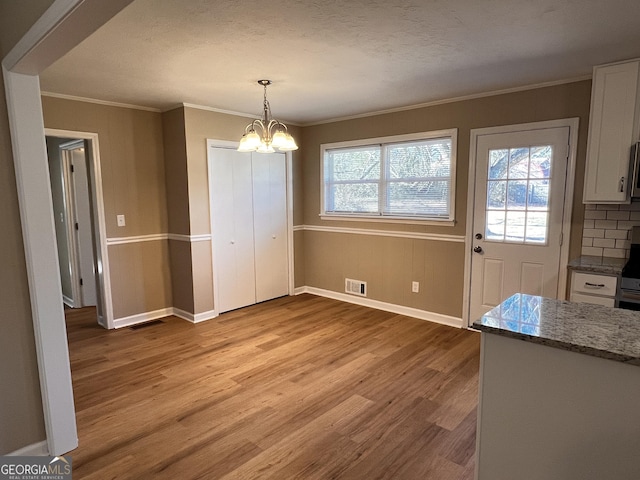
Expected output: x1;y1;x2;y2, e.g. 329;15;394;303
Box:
117;214;126;227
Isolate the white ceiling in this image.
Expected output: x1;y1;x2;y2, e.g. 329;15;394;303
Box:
39;0;640;124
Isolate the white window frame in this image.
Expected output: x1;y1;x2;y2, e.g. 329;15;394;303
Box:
320;129;457;225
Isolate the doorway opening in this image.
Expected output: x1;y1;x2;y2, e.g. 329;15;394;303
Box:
45;129;113;328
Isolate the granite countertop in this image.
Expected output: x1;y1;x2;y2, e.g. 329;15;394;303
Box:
568;255;626;275
473;293;640;366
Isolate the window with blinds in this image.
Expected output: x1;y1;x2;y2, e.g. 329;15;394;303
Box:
321;130;456;222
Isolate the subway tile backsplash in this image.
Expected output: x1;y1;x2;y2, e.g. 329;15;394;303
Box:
581;202;640;258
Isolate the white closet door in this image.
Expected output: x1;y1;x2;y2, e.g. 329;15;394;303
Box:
210;149;256;313
252;152;288;303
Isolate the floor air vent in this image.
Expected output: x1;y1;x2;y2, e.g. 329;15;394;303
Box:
345;278;367;297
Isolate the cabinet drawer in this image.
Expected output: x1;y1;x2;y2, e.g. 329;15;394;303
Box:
570;292;615;307
571;272;617;297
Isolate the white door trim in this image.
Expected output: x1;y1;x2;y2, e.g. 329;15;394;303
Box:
463;118;579;327
49;129;113;327
2;0;134;456
206;139;295;317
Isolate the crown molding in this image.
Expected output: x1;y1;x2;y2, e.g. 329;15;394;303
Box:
41;91;161;112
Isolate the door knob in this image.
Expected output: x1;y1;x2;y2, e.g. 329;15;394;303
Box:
473;246;483;253
475;233;483;240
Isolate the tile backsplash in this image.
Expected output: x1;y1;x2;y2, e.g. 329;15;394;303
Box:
581;203;640;258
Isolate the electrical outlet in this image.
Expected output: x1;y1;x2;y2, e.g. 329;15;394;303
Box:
117;214;126;227
412;281;420;293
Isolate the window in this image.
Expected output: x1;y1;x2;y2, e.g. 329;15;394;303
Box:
485;145;552;244
321;130;457;223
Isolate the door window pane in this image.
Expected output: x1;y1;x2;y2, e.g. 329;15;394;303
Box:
528;181;549;210
489;149;509;179
487;181;506;209
505;211;526;241
530;146;552;179
507;180;528;210
526;212;548;243
486;211;506;240
485;146;553;245
508;148;529;179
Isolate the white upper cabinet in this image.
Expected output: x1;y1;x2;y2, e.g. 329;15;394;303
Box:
583;60;640;203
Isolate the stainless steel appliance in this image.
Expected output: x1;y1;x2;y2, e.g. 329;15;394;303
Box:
618;225;640;309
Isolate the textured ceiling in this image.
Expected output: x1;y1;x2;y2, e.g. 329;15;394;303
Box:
39;0;640;124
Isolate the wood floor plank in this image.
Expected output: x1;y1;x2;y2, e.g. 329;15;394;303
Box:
64;294;479;479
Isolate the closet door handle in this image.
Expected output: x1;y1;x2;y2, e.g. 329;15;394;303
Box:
272;235;276;239
230;240;235;244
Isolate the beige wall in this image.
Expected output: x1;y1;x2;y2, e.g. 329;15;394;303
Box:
162;108;194;313
42;97;168;237
108;241;172;319
0;0;55;456
301;81;592;318
42;97;173;320
162;108;190;235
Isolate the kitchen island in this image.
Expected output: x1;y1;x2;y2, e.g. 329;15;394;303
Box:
473;294;640;480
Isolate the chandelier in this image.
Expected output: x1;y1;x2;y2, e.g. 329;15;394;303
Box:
238;80;298;153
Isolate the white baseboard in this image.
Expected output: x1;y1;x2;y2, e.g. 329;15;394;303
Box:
173;308;217;323
295;286;463;328
109;292;462;330
7;440;49;456
111;307;218;329
62;295;74;308
113;308;173;329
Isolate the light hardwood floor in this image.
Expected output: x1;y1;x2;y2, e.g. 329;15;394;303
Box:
66;294;480;479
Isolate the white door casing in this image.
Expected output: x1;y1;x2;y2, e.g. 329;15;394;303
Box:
465;120;578;326
49;129;111;327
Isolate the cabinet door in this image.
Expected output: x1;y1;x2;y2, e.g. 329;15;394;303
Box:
584;60;640;203
252;153;289;303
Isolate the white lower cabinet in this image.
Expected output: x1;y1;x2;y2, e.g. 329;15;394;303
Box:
569;271;617;307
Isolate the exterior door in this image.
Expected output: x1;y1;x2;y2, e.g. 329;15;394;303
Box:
469;127;570;323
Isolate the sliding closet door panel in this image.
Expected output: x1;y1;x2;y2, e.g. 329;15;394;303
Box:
252;153;289;302
210;149;256;313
